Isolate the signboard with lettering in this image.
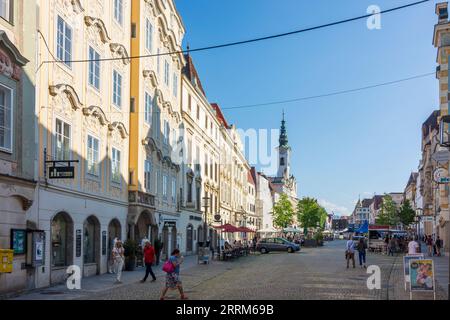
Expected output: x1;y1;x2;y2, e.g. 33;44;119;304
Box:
102;231;106;256
76;229;82;257
49;166;75;179
433;167;450;184
164;221;177;228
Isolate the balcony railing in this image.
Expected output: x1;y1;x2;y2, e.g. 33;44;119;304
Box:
128;190;155;208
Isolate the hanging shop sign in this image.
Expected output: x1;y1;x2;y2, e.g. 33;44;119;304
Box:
433;167;450;184
48;165;75;179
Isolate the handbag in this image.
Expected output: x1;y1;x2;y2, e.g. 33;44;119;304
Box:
162;259;175;273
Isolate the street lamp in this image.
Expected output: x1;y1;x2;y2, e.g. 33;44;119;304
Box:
202;196;210;248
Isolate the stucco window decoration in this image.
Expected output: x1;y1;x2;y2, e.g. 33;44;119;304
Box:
49;84;83;110
84;16;111;44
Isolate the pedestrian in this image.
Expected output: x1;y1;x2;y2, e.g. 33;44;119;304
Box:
108;237;118;274
112;239;125;284
384;235;390;254
160;249;188;300
388;236;396;256
426;235;433;257
435;236;442;257
408;236;420;255
154;237;163;266
356;238;367;268
140;241;157;283
345;235;356;269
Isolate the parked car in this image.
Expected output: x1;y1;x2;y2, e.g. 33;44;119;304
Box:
256;237;300;254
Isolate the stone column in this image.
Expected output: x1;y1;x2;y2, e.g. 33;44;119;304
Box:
167;227;173;255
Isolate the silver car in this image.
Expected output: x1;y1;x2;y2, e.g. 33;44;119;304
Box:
256;237;300;254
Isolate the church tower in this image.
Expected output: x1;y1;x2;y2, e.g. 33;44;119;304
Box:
277;111;291;178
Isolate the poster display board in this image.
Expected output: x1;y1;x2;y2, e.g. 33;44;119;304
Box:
403;254;424;290
409;259;435;300
10;229;27;255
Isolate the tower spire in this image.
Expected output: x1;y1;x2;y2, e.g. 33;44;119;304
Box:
279;111;288;148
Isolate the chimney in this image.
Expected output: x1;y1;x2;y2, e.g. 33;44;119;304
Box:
436;2;449;24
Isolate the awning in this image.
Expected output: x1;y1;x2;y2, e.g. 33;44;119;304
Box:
213;223;240;233
257;227;279;233
237;227;255;233
283;227;302;233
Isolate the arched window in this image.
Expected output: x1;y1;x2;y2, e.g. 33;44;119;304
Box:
84;216;100;264
51;212;73;267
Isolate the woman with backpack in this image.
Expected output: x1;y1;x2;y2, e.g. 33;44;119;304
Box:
160;249;188;300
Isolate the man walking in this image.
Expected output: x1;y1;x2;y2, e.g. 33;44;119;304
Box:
346;235;355;269
408;236;419;255
435;236;442;257
140;241;157;283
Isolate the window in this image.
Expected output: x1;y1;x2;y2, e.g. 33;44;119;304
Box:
0;0;11;22
188;94;192;111
113;70;122;108
196;104;200;120
205;154;208;176
57;16;72;68
157;48;160;74
172;72;178;97
155;170;159;194
0;85;12;152
205;116;208;130
144;92;152;125
55;118;71;160
172;177;176;203
280;157;285;166
114;0;123;25
111;148;121;183
144;159;152;191
145;19;153;52
163;175;168;198
164;60;170;86
163;120;169;145
171;128;176;147
87;135;100;176
88;47;100;90
187;138;192;165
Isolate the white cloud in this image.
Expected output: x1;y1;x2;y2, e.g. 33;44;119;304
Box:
318;199;351;217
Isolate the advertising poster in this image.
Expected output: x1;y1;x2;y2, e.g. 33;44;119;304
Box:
409;259;434;292
403;254;424;283
11;229;27;255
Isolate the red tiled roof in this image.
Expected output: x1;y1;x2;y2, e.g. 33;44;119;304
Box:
182;54;206;97
211;103;230;129
247;170;255;185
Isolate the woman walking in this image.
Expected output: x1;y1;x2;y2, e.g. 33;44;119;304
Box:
160;249;188;300
356;238;367;268
112;240;125;284
426;235;434;257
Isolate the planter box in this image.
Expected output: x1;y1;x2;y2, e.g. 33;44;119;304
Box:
303;239;318;247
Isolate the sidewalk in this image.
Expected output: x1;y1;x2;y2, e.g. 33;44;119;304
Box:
9;255;203;300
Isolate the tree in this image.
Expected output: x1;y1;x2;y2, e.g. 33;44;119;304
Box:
398;199;415;228
296;197;328;230
375;194;399;227
271;194;294;228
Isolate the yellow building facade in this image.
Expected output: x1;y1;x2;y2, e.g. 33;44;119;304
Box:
128;0;185;257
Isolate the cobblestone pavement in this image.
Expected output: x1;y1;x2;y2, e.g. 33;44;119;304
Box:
9;240;448;300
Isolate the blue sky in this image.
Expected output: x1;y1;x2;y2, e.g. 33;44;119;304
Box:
175;0;439;216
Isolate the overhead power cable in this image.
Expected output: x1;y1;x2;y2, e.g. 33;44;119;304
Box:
221;72;436;110
40;0;430;65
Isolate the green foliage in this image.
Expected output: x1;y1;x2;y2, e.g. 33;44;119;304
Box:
272;194;294;228
375;194;399;227
313;230;324;242
123;239;139;258
398;199;416;227
297;197;328;230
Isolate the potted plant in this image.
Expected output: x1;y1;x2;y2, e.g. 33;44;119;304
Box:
314;231;324;246
123;239;139;271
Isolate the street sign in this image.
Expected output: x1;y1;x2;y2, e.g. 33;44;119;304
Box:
433;167;450;184
431;150;450;163
164;221;176;227
48;166;75;179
